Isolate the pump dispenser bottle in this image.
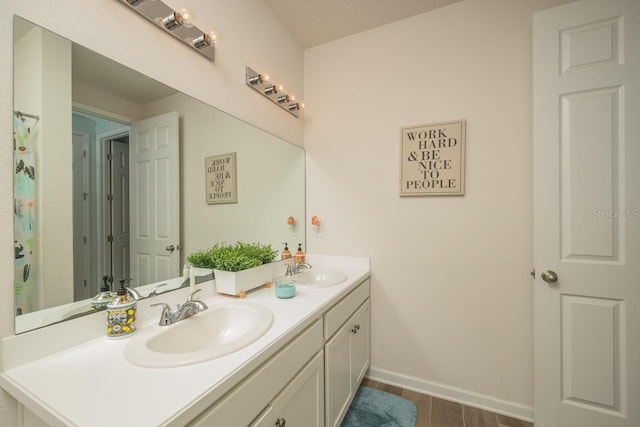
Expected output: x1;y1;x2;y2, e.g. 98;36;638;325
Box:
106;280;137;339
294;243;305;264
91;276;116;310
281;243;292;260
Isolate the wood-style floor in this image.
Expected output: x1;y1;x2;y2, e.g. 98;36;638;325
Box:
361;379;534;427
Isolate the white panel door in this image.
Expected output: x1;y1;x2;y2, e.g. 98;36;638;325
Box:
533;1;639;426
130;112;179;287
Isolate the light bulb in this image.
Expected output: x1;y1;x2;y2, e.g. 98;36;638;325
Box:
177;6;196;28
207;29;221;44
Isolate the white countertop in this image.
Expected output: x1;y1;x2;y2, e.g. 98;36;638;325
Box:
0;255;370;427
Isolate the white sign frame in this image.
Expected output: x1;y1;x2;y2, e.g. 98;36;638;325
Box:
205;152;237;204
400;119;466;196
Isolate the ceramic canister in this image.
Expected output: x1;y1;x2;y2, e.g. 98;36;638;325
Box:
106;290;136;339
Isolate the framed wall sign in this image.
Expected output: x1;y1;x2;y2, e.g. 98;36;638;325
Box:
400;119;466;196
205;152;237;204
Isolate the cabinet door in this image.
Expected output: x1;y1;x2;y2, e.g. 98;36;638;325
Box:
350;300;370;387
325;320;352;427
255;351;324;427
325;299;371;427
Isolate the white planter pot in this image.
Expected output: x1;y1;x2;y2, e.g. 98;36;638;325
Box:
214;262;277;297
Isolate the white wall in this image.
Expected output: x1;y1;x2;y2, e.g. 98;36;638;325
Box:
304;0;536;417
0;1;303;425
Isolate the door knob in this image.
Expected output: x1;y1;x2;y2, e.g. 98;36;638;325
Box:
541;270;558;283
165;244;175;253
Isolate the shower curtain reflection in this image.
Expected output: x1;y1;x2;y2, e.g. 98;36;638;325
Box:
14;112;40;315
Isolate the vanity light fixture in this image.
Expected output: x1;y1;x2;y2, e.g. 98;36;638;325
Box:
263;85;279;95
119;0;216;61
248;73;269;85
192;29;220;49
162;6;195;30
246;66;303;118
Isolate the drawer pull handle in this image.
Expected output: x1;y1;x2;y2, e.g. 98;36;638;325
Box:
276;417;286;427
351;324;360;334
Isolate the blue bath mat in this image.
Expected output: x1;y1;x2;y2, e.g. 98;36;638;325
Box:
341;386;417;427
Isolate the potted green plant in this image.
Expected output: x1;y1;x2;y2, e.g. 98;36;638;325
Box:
188;242;279;297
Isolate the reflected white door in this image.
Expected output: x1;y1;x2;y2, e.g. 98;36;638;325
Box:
111;139;130;284
72;130;91;300
533;1;639;426
130;112;180;287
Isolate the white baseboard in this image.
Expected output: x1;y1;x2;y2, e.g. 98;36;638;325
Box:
366;366;534;423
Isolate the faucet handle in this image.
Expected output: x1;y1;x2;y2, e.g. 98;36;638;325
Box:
151;303;173;326
187;288;202;302
286;265;295;276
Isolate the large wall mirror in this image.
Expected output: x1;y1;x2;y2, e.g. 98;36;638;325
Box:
13;16;305;333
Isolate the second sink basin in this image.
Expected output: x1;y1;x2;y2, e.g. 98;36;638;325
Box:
296;268;348;287
125;302;273;368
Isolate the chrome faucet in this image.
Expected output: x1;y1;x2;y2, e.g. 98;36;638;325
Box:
127;287;144;301
151;289;208;326
148;283;168;297
286;263;312;276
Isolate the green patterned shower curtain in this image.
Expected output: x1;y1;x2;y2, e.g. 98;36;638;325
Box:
14;114;38;314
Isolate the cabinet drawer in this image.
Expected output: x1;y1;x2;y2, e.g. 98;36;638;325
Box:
189;319;323;427
324;279;370;339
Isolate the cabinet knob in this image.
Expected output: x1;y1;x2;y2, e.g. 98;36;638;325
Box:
276;417;286;427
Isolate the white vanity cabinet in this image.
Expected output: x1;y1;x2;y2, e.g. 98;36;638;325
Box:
251;351;324;427
324;280;371;427
190;278;370;427
1;258;371;427
189;320;324;427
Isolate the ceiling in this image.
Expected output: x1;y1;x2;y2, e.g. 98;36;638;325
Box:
262;0;463;48
262;0;578;49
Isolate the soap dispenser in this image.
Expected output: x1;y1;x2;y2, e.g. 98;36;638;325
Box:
281;243;292;260
91;276;116;310
294;243;305;264
106;280;137;339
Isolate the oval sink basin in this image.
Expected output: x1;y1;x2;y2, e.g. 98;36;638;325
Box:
125;302;273;368
296;268;348;287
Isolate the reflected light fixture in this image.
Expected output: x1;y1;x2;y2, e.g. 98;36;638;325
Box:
119;0;216;61
246;66;303;118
